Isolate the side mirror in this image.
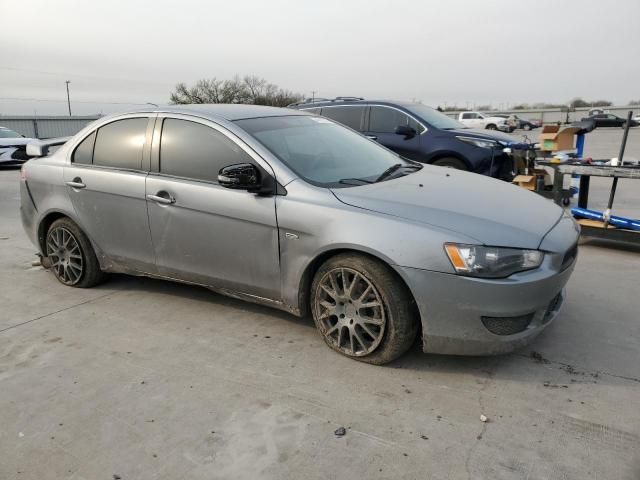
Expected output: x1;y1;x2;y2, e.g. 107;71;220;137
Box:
395;125;417;138
218;163;260;190
218;163;275;195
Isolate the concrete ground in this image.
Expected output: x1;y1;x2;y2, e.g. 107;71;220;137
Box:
1;129;639;480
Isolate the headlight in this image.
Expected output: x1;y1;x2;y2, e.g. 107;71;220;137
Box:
444;243;544;278
456;136;499;149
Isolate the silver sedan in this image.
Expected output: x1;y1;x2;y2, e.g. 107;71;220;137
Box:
20;105;579;364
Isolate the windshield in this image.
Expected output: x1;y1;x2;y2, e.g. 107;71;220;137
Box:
236;116;418;188
0;128;23;138
404;104;465;130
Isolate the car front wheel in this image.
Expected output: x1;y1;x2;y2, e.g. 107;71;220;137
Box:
311;253;418;364
46;218;105;288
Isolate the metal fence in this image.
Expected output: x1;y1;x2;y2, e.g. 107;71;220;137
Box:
0;116;101;139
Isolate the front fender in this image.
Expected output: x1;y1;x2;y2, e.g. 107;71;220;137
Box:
275;184;477;313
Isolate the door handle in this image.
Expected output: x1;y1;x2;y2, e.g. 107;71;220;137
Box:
65;178;86;189
366;135;378;141
147;193;175;205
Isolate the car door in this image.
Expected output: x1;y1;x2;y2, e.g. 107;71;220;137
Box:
606;114;622;127
593;114;607;127
363;106;424;160
460;112;482;129
145;115;280;300
63;115;156;273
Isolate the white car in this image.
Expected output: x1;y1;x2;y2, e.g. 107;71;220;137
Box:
0;126;34;166
458;111;512;132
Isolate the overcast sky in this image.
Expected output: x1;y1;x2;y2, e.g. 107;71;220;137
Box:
1;0;639;115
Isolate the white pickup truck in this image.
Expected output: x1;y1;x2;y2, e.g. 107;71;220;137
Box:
457;111;512;132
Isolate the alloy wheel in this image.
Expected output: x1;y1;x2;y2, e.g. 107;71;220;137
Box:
46;227;84;285
314;267;386;356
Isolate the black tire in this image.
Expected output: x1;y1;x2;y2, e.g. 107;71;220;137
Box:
523;124;532;131
432;157;468;171
486;124;497;130
310;253;419;365
46;218;105;288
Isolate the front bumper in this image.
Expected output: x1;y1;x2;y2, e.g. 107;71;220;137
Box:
399;253;576;356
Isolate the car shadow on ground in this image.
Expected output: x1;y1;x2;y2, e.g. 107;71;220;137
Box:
94;272;314;330
88;271;627;388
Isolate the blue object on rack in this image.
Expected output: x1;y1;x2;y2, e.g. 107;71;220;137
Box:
571;207;640;231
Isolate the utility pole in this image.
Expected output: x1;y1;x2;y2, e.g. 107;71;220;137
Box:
311;90;316;102
65;80;71;116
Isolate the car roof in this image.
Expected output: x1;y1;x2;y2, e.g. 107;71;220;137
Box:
293;99;419;109
121;104;311;121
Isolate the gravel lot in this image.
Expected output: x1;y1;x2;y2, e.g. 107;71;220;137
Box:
1;129;639;480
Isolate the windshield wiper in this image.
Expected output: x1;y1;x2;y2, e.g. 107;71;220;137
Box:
338;178;373;186
375;163;421;183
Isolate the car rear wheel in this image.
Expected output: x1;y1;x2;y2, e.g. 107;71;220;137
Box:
311;253;418;364
486;124;497;130
432;157;468;170
46;218;105;288
523;124;532;131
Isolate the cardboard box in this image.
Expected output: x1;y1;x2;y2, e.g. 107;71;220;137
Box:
538;125;581;152
512;168;548;191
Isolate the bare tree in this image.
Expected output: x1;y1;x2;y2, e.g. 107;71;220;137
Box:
170;75;302;107
170;79;224;104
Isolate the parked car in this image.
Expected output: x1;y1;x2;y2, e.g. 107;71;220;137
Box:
20;105;579;364
493;115;540;131
458;111;512;132
290;99;519;179
580;113;639;128
517;119;539;131
0;126;34;166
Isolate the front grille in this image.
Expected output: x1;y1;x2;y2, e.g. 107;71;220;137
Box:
543;293;563;323
481;313;534;336
561;244;578;271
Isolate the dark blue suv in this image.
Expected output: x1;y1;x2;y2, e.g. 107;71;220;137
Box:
289;99;518;179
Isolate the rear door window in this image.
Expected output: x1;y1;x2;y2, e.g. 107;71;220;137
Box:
72;131;96;165
159;119;254;183
369;106;423;133
93;118;148;170
321;106;365;131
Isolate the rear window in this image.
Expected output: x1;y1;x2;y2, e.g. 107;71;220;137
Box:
93;118;148;170
321;106;365;131
0;128;23;138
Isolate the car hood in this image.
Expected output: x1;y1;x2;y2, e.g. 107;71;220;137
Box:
445;128;516;144
331;166;564;249
0;138;32;148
